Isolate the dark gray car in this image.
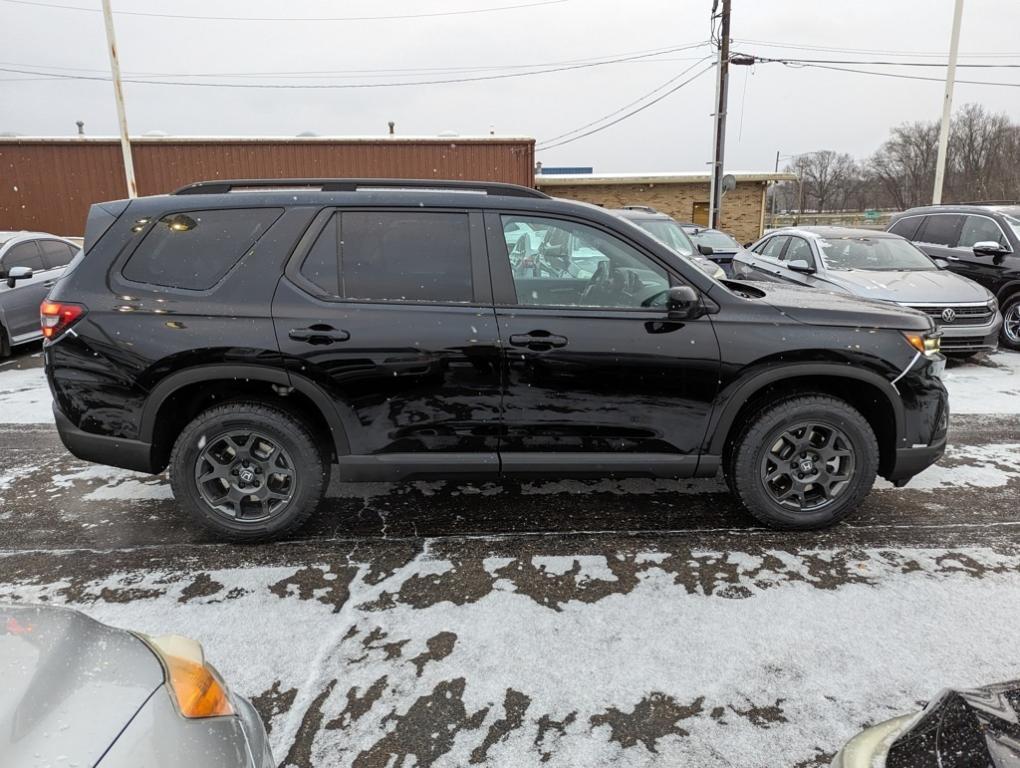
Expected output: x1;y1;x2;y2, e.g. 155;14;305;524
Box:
0;232;79;356
1;604;273;767
734;226;1002;357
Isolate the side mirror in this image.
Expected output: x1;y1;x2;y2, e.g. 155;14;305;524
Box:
666;285;701;319
697;244;714;256
787;259;815;274
973;241;1009;257
743;241;754;248
932;257;951;270
5;266;32;289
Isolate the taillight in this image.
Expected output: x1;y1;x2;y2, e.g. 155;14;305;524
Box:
40;301;86;339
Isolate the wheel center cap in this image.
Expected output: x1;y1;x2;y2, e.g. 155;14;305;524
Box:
799;459;815;474
239;468;255;484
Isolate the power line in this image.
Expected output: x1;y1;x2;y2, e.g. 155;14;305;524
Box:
0;0;571;22
743;55;1020;69
539;56;715;146
744;54;1020;88
537;62;716;151
0;43;709;80
733;37;1020;59
0;45;710;89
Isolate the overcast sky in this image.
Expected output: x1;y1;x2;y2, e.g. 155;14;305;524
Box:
2;0;1019;173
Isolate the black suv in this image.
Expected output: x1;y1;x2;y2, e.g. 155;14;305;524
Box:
888;203;1020;350
45;179;948;541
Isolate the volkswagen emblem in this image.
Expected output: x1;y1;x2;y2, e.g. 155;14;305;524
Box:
941;307;957;323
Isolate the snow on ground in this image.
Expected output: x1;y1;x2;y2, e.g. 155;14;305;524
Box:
4;545;1020;767
0;367;54;423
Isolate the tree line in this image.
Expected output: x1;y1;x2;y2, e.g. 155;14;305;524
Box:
771;104;1020;213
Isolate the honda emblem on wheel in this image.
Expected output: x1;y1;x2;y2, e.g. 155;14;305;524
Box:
941;307;957;323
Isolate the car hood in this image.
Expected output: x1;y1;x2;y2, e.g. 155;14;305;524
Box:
732;281;932;330
0;604;165;767
886;680;1020;767
821;268;991;304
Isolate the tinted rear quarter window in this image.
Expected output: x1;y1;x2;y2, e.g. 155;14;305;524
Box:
917;214;963;247
123;208;282;290
300;211;473;303
888;217;921;240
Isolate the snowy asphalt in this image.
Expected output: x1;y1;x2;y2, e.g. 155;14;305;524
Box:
2;345;1020;767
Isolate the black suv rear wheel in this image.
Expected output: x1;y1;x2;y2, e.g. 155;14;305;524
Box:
169;402;326;541
729;395;878;529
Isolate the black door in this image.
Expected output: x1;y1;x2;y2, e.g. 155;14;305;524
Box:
486;212;721;477
951;214;1013;292
273;208;502;480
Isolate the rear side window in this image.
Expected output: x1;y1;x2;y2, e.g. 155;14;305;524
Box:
123;208;282;290
299;211;473;303
917;215;963;247
888;217;921;240
3;241;44;272
39;240;78;269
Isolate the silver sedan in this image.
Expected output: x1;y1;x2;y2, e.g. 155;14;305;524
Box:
1;604;273;768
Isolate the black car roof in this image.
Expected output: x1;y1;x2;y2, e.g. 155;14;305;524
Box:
896;203;1020;217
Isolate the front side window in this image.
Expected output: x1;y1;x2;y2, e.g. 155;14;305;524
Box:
783;237;815;268
817;237;937;271
501;215;669;309
300;211;473;303
917;215;963;247
888;217;921;240
958;215;1007;248
2;241;44;272
123;208;283;290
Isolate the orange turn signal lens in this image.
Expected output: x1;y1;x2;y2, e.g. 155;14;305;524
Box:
163;654;234;718
903;332;941;357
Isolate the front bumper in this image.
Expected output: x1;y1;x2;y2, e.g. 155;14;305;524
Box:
887;437;947;486
53;402;155;473
830;714;916;767
235;695;275;768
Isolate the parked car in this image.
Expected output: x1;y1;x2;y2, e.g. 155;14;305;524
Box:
733;226;1002;358
888;203;1020;350
610;206;726;280
45;178;947;541
681;225;746;274
0;603;273;767
831;678;1020;768
0;231;79;356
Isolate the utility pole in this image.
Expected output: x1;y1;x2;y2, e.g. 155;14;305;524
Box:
101;0;137;198
707;0;731;229
932;0;964;205
770;149;780;228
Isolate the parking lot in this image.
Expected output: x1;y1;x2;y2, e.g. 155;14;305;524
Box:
0;344;1016;767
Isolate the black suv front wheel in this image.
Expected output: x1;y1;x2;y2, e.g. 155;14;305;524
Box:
729;395;878;529
170;402;327;541
1001;293;1020;351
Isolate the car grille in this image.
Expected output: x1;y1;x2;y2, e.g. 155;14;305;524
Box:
941;335;992;351
906;304;994;326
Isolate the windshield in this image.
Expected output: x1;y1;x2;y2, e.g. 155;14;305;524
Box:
632;219;695;256
817;236;937;271
1002;213;1020;241
689;229;740;251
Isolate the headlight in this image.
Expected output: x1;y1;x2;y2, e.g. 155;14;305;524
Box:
989;296;999;313
903;331;941;357
140;634;235;718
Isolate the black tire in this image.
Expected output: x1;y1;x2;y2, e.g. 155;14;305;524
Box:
169;401;326;542
0;324;10;358
728;395;878;530
1000;293;1020;352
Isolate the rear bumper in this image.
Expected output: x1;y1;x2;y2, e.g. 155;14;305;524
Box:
53;403;155;473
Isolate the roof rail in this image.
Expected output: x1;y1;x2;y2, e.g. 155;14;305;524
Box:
172;178;549;199
953;200;1019;206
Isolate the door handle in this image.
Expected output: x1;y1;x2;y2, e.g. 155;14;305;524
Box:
43;280;57;288
945;255;960;261
509;331;568;350
289;325;350;344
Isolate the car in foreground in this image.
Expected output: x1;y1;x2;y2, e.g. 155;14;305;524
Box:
733;226;1002;358
831;679;1020;767
610;206;726;279
681;224;746;274
888;203;1020;350
0;231;79;356
45;178;947;541
0;603;273;767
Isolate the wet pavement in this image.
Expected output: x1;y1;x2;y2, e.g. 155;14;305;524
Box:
2;344;1020;767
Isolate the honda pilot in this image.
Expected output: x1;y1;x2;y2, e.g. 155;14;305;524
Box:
44;179;948;541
